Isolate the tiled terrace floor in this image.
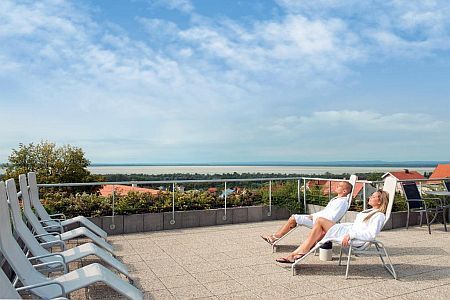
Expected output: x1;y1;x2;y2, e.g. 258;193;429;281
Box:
71;221;449;299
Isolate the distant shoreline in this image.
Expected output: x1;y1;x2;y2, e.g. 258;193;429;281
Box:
89;161;446;168
87;165;435;175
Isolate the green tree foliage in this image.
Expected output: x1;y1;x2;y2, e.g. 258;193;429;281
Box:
4;141;102;192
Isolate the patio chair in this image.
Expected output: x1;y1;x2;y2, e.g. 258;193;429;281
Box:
25;172;107;239
5;178;134;282
272;175;358;253
0;181;143;300
290;176;398;279
1;267;68;299
17;176;115;254
444;180;450;192
401;181;447;234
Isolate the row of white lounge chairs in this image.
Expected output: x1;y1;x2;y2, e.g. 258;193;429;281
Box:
0;173;143;299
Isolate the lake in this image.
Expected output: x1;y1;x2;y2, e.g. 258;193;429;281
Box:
87;165;434;175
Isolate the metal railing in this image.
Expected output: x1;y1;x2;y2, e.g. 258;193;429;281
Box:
37;176;449;229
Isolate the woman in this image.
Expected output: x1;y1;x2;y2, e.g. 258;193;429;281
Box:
276;189;389;263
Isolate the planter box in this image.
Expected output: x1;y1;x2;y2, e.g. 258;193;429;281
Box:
163;211;183;230
198;209;217;227
216;208;233;225
248;206;263;222
143;212;164;231
123;214;144;234
102;215;124;235
181;210;201;228
232;207;248;224
262;206;277;221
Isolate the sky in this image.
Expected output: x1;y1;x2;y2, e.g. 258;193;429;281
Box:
1;0;450;164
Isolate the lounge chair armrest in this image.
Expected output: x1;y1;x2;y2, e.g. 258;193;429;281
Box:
40;218;62;224
32;260;68;274
35;232;62;240
40;240;66;251
16;280;66;297
43;224;63;230
28;252;67;267
50;213;67;220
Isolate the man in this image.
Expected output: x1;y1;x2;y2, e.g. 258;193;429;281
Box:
261;181;353;245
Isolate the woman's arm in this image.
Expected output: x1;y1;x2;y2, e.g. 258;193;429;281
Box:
348;213;385;241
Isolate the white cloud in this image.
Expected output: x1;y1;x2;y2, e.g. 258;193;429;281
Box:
1;0;449;162
150;0;194;13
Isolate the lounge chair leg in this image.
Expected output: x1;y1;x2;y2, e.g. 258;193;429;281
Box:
378;242;397;280
425;208;431;234
345;247;352;279
338;246;343;266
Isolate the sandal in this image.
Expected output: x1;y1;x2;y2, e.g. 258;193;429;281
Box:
261;234;280;245
275;253;305;264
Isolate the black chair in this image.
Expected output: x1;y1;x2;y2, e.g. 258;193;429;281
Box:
444;180;450;192
401;181;447;234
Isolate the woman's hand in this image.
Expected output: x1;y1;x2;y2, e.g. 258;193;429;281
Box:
342;234;351;247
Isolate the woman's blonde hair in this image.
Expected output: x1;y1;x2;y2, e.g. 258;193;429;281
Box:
363;190;389;222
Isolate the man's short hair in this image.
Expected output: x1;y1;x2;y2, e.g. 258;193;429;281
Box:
341;181;353;195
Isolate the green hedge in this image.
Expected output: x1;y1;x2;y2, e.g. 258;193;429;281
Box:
42;182;409;218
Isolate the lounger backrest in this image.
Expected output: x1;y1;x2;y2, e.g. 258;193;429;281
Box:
382;177;397;226
347;175;358;207
0;181;54;291
18;175;49;237
27;172;51;220
400;181;423;209
0;266;22;299
7;177;49;258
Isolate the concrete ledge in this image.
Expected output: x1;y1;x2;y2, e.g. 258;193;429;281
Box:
181;211;200;228
248;206;263;222
261;206;277;221
216;208;233;225
143;212;164;231
198;209;217;227
123;214;144;233
102;215;124;235
232;207;248;223
163;211;183;230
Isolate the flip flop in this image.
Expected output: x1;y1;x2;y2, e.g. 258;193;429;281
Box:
260;234;279;245
276;253;305;264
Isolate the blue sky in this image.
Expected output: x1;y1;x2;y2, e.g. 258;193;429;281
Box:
1;0;450;164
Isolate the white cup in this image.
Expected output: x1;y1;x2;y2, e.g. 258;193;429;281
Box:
319;248;333;261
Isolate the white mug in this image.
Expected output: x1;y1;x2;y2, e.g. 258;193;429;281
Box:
319;248;333;261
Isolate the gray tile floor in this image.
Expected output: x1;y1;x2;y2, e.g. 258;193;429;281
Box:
68;220;449;299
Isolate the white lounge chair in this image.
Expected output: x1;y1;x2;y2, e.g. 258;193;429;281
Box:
5;178;134;282
272;175;358;252
17;176;115;254
290;177;398;279
25;172;107;239
0;181;143;300
1;267;68;300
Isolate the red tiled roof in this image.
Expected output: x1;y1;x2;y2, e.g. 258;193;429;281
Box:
99;185;159;197
429;164;450;179
382;170;425;181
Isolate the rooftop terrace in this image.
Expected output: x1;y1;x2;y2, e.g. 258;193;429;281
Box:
68;221;449;300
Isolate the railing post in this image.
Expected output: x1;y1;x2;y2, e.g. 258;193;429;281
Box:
111;185;116;230
328;180;332;201
363;182;367;210
223;181;227;220
170;182;176;225
297;179;301;205
303;178;307;213
268;180;272;216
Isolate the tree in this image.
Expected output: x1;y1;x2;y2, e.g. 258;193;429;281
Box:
4;141;96;185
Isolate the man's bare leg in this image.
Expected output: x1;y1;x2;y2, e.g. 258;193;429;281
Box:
262;215;298;243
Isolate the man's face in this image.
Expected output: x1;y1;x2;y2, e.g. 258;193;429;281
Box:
336;182;348;195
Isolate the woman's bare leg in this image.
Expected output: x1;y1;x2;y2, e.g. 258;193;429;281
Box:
282;218;335;261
